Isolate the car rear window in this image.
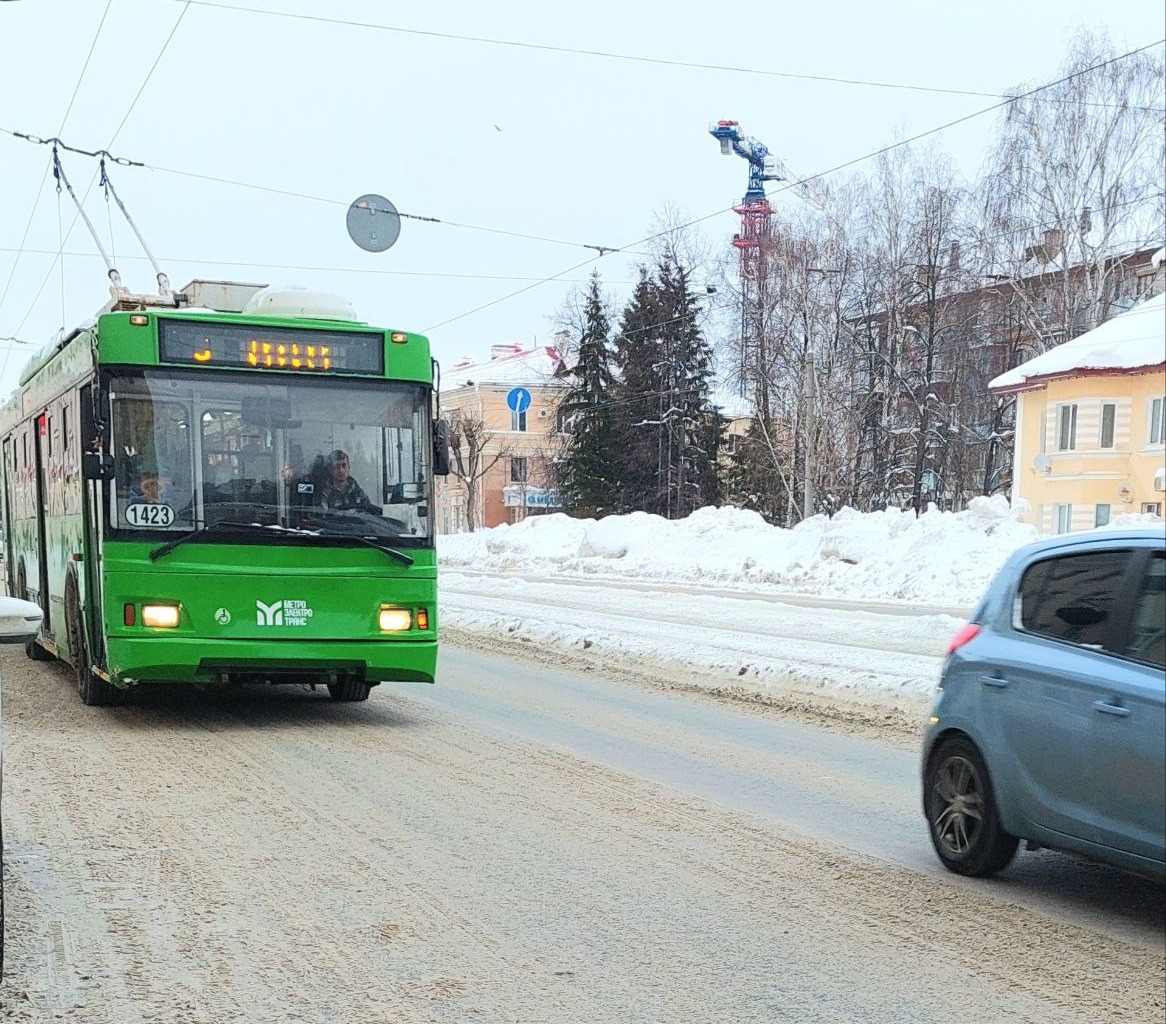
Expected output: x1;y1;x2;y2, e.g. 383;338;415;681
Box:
1123;551;1166;669
1018;549;1132;650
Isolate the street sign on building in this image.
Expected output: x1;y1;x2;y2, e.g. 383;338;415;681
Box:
506;387;532;414
502;485;561;509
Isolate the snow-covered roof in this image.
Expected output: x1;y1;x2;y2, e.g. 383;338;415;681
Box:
989;292;1166;392
441;345;566;392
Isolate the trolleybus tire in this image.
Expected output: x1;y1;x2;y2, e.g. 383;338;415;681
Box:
14;564;52;662
23;639;54;662
65;579;124;708
327;676;371;702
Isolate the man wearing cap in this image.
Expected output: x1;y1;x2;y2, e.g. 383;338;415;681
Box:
317;449;376;513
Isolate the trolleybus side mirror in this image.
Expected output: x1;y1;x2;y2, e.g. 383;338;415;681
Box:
80;385;116;480
433;419;450;477
81;450;116;481
0;597;43;645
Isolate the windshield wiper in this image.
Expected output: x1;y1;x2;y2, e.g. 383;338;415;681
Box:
313;531;415;566
151;519;415;566
149;520;278;561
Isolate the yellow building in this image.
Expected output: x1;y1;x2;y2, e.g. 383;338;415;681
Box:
435;343;568;532
990;293;1165;534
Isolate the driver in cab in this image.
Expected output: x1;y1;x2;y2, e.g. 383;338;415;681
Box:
317;449;376;513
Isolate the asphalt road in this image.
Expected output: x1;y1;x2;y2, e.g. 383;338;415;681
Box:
0;640;1162;1023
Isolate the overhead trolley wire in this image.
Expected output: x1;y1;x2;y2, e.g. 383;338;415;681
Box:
422;38;1166;333
0;0;115;319
2;130;636;256
5;1;192;348
159;0;1165;112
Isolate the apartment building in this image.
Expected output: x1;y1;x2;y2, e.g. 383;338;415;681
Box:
435;343;568;532
990;292;1166;533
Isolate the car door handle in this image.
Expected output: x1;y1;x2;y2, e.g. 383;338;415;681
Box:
980;675;1010;688
1093;700;1130;717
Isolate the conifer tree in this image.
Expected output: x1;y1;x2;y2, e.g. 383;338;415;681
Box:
560;270;618;517
612;252;722;517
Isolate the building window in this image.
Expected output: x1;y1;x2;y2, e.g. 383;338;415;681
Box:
511;408;527;432
1057;404;1077;451
1150;397;1164;445
1055;503;1072;534
1142;502;1162;516
511;457;528;483
1094;504;1111;527
1099;403;1115;449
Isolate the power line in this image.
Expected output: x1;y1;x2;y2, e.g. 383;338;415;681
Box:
7;1;192;345
159;0;1165;112
0;0;114;318
107;1;191;148
0;246;637;285
1;129;636;255
423;39;1166;334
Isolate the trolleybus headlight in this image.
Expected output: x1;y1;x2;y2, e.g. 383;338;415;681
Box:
378;606;412;632
141;603;181;628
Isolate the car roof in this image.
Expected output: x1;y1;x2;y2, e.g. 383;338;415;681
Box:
1012;527;1165;561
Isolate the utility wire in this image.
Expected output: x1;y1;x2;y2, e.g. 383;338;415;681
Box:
423;39;1166;333
8;1;191;345
0;246;636;285
159;0;1164;112
0;0;114;318
2;130;635;255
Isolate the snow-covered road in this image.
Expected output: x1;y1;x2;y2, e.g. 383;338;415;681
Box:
440;570;965;700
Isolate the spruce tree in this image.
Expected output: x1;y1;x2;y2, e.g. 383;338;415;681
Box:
560;271;618;517
611;266;668;513
611;252;722;517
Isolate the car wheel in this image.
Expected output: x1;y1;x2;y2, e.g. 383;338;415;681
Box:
925;735;1019;877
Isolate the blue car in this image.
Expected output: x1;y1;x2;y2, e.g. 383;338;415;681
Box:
921;528;1165;879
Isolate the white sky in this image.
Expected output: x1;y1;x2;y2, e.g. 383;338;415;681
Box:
1;0;1162;396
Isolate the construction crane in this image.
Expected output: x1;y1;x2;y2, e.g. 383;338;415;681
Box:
708;119;825;422
708;118;825;284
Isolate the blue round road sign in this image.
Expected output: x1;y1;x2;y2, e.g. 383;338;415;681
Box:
507;387;532;413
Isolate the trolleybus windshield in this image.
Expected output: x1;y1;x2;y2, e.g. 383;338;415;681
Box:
107;370;433;542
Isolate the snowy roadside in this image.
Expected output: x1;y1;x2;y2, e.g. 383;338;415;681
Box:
437;572;960;741
435;498;1163;730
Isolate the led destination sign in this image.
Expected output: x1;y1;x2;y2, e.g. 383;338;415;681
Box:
158;320;385;375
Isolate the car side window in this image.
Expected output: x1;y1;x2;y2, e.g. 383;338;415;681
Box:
1123;552;1166;670
1017;549;1132;651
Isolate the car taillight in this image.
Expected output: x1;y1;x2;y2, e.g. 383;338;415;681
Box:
945;622;981;658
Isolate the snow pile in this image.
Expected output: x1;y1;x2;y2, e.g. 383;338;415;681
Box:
438;496;1041;607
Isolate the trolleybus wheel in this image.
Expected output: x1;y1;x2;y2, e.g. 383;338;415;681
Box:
65;578;124;708
327;675;371;702
15;563;52;662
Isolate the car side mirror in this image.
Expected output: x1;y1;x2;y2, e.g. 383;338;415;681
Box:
0;596;43;645
433;419;450;477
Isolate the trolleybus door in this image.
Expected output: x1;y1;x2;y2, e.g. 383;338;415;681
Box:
31;413;51;632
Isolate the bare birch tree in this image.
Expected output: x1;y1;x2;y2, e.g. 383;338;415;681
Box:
447;410;511;532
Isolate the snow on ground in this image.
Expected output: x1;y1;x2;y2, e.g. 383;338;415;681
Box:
438;498;1164;706
440;495;1039;606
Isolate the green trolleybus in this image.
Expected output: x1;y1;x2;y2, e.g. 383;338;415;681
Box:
0;280;449;705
